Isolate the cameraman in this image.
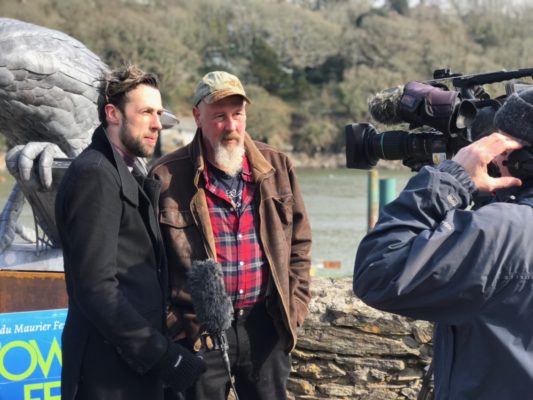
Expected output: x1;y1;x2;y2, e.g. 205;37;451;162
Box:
353;88;533;399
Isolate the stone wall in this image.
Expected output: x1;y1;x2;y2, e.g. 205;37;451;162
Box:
288;277;433;400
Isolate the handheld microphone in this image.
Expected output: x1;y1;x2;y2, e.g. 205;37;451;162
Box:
187;259;239;400
187;259;233;334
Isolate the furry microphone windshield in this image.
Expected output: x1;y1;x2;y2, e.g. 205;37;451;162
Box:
187;259;240;400
187;259;234;334
367;85;405;125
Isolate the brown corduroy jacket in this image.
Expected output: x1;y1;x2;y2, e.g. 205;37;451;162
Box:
150;130;312;352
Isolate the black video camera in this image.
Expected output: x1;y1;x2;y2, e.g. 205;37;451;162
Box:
346;68;533;173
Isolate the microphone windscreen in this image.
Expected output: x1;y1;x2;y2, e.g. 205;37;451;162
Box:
368;85;405;125
187;259;234;334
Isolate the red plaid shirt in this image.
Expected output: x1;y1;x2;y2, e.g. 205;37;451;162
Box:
203;156;269;308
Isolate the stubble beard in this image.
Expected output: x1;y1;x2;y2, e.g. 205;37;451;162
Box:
119;123;155;158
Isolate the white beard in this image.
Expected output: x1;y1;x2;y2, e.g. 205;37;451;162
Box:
214;142;245;177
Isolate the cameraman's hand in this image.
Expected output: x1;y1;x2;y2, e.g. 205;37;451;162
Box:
452;132;523;193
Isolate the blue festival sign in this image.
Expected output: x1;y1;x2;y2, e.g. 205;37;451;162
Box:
0;309;66;400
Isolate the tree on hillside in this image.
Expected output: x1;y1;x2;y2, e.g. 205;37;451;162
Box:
244;85;292;150
249;39;291;94
292;119;338;155
386;0;410;15
1;0;533;155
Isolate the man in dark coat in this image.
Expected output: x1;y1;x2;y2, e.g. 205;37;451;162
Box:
55;65;205;400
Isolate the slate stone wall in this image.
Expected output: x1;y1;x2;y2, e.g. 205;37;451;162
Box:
288;277;433;400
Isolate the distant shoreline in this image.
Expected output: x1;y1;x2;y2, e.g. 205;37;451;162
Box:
289;152;408;171
0;150;408;173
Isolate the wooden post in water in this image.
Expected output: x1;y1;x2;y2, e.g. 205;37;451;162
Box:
367;170;379;231
379;178;397;214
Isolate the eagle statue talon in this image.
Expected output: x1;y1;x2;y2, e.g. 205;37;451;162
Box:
7;142;68;190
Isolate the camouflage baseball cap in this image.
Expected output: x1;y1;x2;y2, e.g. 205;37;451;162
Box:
193;71;251;106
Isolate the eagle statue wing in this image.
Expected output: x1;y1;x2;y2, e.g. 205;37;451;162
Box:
0;18;108;253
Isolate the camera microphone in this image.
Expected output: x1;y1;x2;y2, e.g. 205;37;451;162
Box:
367;81;460;134
367;85;405;125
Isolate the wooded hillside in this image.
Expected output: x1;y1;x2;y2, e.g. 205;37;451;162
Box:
2;0;532;154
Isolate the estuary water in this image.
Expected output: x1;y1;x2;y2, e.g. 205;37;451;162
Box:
0;167;414;277
296;167;412;277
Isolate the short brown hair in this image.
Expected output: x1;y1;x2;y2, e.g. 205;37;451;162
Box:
97;64;159;127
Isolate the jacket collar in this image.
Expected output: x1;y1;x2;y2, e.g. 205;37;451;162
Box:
515;182;533;207
243;132;275;181
189;128;274;185
90;126;140;207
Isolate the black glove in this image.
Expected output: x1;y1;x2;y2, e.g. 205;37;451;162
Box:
153;340;207;393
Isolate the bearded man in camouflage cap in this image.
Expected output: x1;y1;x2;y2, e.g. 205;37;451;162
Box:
151;71;312;400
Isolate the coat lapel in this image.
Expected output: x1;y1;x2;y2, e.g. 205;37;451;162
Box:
90;127;164;270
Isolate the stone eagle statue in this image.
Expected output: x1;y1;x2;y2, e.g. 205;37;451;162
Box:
0;18;175;254
0;17;107;253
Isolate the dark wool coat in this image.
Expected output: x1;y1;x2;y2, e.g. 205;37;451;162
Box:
55;127;169;400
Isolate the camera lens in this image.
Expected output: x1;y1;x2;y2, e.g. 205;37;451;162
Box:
345;123;448;169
